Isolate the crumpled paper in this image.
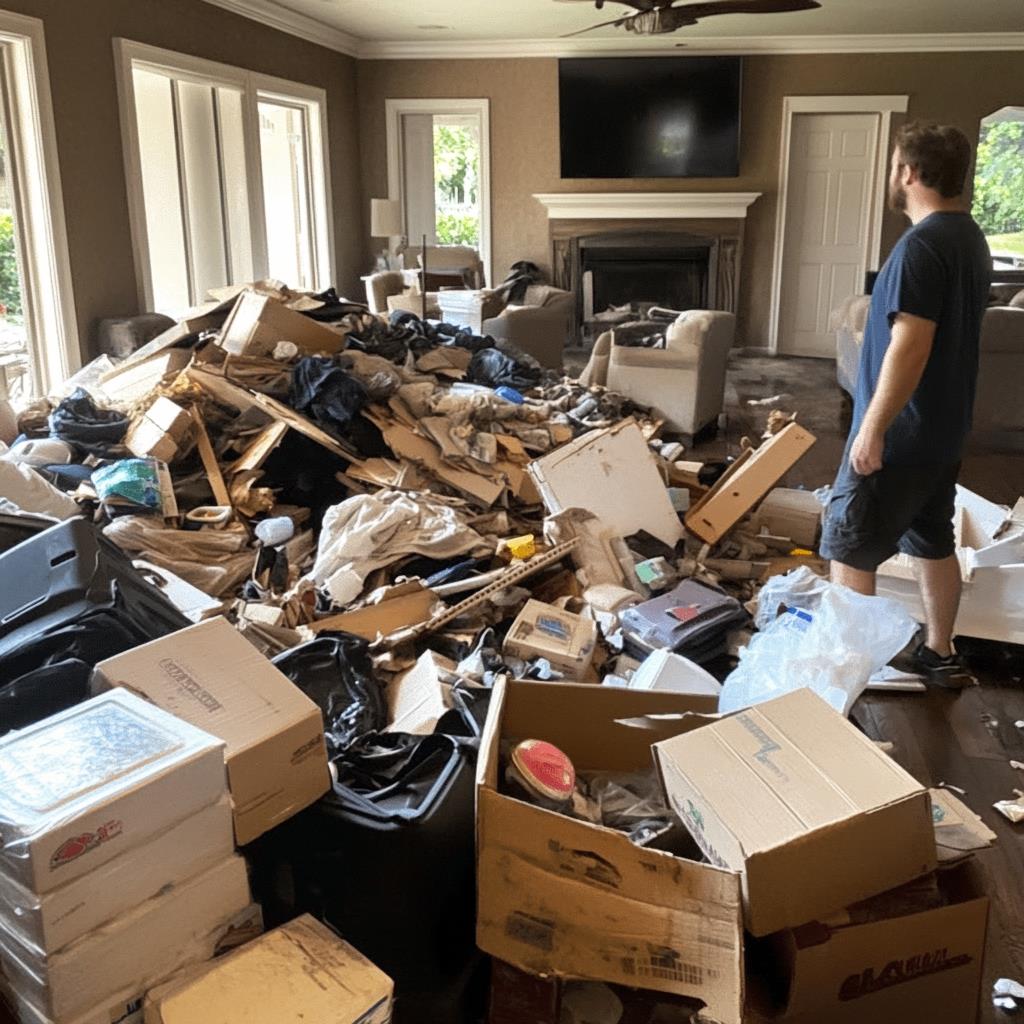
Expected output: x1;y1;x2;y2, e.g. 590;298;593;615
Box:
993;977;1024;1011
993;789;1024;824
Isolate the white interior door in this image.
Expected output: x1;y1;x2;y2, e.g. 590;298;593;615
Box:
777;112;878;358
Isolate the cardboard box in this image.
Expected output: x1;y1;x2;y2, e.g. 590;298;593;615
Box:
528;420;684;550
0;855;251;1023
143;914;393;1024
124;398;193;463
686;424;816;545
218;292;345;357
502;600;598;679
0;691;226;894
477;679;744;1024
752;488;823;548
748;868;988;1024
93;617;330;846
653;689;937;937
0;795;234;955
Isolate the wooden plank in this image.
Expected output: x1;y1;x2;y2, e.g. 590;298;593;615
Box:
191;410;232;507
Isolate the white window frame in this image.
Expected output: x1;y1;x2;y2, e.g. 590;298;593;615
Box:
114;39;335;312
385;98;492;288
0;10;78;393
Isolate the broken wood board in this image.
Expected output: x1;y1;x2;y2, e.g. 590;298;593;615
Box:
191;411;232;507
685;424;815;545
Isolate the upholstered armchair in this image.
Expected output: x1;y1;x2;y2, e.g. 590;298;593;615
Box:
482;285;574;369
580;310;736;435
363;271;442;319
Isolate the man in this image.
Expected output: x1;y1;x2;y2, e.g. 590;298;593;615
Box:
820;121;991;689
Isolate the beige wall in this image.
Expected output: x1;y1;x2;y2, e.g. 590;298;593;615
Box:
357;52;1024;347
1;0;362;360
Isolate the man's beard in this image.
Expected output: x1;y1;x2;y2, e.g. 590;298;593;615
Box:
888;182;907;213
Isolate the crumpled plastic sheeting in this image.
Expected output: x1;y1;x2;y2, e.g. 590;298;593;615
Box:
993;790;1024;824
0;462;80;520
307;490;493;605
48;388;128;457
339;350;404;399
103;516;255;596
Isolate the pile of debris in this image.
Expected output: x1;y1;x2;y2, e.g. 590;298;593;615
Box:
0;279;1010;1024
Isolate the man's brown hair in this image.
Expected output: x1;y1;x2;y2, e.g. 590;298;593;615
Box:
894;121;972;198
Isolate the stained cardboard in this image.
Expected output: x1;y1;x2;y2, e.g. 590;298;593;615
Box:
749;868;988;1024
143;915;393;1024
93;618;330;846
218;292;345;357
527;419;684;549
309;581;438;640
654;689;937;937
476;679;743;1024
686;424;816;545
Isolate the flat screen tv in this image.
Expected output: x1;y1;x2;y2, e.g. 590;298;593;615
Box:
559;56;742;179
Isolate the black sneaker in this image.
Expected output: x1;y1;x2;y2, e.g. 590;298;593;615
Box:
908;643;976;691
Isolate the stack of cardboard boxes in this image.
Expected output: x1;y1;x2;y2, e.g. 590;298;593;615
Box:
0;691;255;1024
477;683;989;1024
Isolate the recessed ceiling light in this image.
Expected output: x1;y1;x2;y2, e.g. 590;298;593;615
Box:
417;24;451;30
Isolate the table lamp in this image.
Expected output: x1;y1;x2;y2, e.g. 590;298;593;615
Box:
370;198;404;271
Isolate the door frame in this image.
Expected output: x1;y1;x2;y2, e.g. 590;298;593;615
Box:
768;95;909;355
385;97;492;287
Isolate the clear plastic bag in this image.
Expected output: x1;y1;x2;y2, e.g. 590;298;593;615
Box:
720;572;918;716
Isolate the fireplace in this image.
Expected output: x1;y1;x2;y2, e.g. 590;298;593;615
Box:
579;232;717;321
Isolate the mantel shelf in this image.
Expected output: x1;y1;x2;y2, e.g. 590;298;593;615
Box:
533;192;762;221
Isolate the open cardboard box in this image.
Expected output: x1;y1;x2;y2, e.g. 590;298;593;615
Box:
746;864;988;1024
476;679;744;1024
877;485;1024;644
653;688;937;938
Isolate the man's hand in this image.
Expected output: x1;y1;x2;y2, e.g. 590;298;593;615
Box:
849;426;884;476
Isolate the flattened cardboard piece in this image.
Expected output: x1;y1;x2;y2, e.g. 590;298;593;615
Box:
133;560;223;623
217;292;345;357
143;914;393;1024
308;582;438;640
750;871;988;1024
929;788;997;865
101;302;230;376
528;419;683;549
654;689;937;937
686;424;816;545
100;350;192;404
386;649;455;734
476;679;740;1023
93;618;330;846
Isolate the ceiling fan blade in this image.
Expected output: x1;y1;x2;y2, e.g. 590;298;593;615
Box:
665;0;821;20
560;14;632;37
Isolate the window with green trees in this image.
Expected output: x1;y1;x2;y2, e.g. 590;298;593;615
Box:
972;108;1024;267
433;121;480;247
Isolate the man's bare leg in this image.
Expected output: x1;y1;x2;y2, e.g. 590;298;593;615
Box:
831;561;876;596
912;554;961;657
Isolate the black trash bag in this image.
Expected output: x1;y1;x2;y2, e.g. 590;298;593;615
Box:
49;388;129;457
300;288;369;322
0;659;91;736
272;634;386;755
466;347;542;391
493;260;544;304
290;357;368;437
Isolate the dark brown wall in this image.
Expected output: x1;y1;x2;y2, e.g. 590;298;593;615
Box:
356;52;1024;347
1;0;362;360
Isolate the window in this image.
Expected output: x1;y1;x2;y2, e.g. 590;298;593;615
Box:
0;12;77;400
972;106;1024;270
385;99;491;285
116;41;334;316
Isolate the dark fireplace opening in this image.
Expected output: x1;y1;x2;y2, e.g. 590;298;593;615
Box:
576;233;718;329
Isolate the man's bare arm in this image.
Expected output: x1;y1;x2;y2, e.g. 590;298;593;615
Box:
850;312;936;475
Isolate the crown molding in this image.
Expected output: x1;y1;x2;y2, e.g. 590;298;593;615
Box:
198;4;1024;61
201;0;360;57
358;32;1024;60
534;192;762;220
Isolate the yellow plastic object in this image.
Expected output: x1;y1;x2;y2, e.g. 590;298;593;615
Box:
789;548;814;557
506;534;536;560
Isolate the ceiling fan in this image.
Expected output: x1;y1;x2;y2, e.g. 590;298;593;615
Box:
557;0;822;38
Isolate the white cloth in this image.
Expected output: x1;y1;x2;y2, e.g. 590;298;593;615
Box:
307;489;492;604
0;461;80;520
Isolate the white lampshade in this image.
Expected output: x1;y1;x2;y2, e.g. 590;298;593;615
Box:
370;198;403;238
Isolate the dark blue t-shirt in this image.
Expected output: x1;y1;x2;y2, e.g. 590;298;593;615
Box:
853;211;991;465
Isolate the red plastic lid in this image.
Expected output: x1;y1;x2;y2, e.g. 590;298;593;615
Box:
510;739;576;803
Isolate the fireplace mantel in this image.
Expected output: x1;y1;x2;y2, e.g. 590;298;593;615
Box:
533;192;761;221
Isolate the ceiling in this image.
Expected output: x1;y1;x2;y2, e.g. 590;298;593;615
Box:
208;0;1024;55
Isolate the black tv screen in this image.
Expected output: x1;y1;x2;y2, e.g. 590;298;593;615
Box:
559;56;742;179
